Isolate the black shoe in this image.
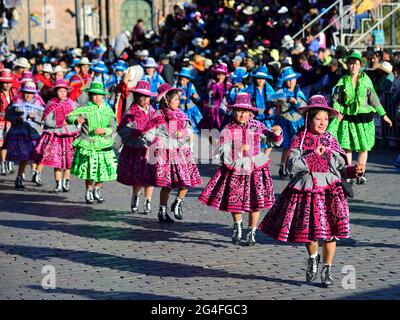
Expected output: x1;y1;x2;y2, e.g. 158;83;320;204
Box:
279;165;289;179
0;162;6;176
158;207;174;223
349;178;355;185
93;187;104;203
62;179;70;192
15;176;25;189
171;199;183;220
85;189;94;204
31;170;37;182
321;265;333;288
232;221;242;245
54;180;62;193
306;254;321;283
131;195;139;214
143;199;151;215
245;228;256;246
34;171;43;186
357;175;367;185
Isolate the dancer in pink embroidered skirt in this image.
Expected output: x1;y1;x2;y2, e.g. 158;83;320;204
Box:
142;83;202;223
199;93;283;246
32;80;80;193
117;80;157;214
258;95;364;288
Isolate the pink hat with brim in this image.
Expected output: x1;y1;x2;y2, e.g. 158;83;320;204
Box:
227;93;258;112
0;69;14;82
52;79;72;91
211;64;230;76
21;81;38;94
298;95;339;117
130;80;157;97
156;83;183;102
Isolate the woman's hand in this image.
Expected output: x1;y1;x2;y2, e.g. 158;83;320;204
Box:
271;125;282;136
123;69;131;84
355;162;365;174
289;97;297;105
77;116;85;124
316;145;326;156
337;113;344;121
383;115;393;127
28;112;36;119
94;128;106;135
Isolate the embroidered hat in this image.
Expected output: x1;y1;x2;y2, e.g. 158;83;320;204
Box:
227;92;258;112
21;81;38;94
211;63;229;76
52;79;72;91
20;71;35;84
156;83;183;102
0;69;14;83
130;80;157;96
298;95;339;117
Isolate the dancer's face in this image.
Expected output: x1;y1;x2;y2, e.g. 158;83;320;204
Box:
57;88;68;100
167;93;180;111
23;92;34;102
234;108;250;125
91;94;103;106
309;110;329;135
256;78;266;87
137;94;150;108
347;59;361;76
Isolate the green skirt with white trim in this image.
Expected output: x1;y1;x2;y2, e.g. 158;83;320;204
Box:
71;147;118;182
327;114;376;152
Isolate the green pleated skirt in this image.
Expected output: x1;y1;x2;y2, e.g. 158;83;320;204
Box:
327;116;376;151
71;147;118;182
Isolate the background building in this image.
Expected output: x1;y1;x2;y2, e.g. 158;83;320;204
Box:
6;0;177;48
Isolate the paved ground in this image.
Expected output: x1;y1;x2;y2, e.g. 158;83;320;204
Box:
0;138;399;300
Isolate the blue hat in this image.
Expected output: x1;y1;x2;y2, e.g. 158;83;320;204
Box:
250;65;273;80
175;67;194;80
277;66;301;87
112;60;128;72
70;58;81;68
91;61;109;74
230;67;249;83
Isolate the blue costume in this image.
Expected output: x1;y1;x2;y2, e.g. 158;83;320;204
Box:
177;82;203;134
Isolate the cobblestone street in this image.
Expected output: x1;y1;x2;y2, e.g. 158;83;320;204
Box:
0;141;399;300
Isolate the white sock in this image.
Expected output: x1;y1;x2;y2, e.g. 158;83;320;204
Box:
175;197;184;204
160;205;167;211
310;252;318;259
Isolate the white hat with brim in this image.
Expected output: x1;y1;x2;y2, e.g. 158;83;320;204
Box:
375;61;393;74
13;58;31;69
77;57;92;65
42;64;53;74
142;57;158;68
